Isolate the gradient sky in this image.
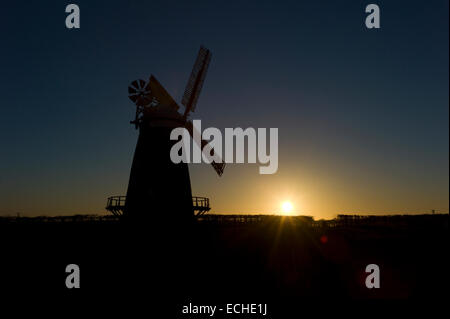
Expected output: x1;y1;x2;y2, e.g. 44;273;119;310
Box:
0;0;448;219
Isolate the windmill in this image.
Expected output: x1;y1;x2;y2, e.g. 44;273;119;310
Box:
114;46;225;222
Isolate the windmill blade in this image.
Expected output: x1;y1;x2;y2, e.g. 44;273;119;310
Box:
131;80;139;89
182;46;212;117
210;161;225;177
185;120;225;177
128;86;137;94
129;95;138;103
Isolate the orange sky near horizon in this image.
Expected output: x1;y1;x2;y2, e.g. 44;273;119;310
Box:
2;156;448;220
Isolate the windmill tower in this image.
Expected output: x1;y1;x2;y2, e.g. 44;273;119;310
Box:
123;47;225;222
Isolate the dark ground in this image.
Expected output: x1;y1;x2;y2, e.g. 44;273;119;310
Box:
0;214;448;316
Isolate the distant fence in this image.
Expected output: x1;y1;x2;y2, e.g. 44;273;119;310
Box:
196;214;315;226
1;213;447;229
0;214;120;224
334;214;449;228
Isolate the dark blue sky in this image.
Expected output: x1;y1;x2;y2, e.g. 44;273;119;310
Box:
0;0;448;218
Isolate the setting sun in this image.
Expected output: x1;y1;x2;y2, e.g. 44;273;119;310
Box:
281;201;294;215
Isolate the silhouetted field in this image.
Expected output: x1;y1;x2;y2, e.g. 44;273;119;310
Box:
0;214;448;314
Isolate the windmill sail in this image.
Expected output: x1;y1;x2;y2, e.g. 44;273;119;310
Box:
182;46;212;116
185;120;226;177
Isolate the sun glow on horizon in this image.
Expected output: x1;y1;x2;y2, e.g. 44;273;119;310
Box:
281;201;294;215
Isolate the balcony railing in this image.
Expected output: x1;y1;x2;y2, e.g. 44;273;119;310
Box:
192;196;210;216
105;196;211;216
105;196;126;216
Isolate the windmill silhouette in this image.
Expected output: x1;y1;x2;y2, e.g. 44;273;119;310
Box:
106;47;225;221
